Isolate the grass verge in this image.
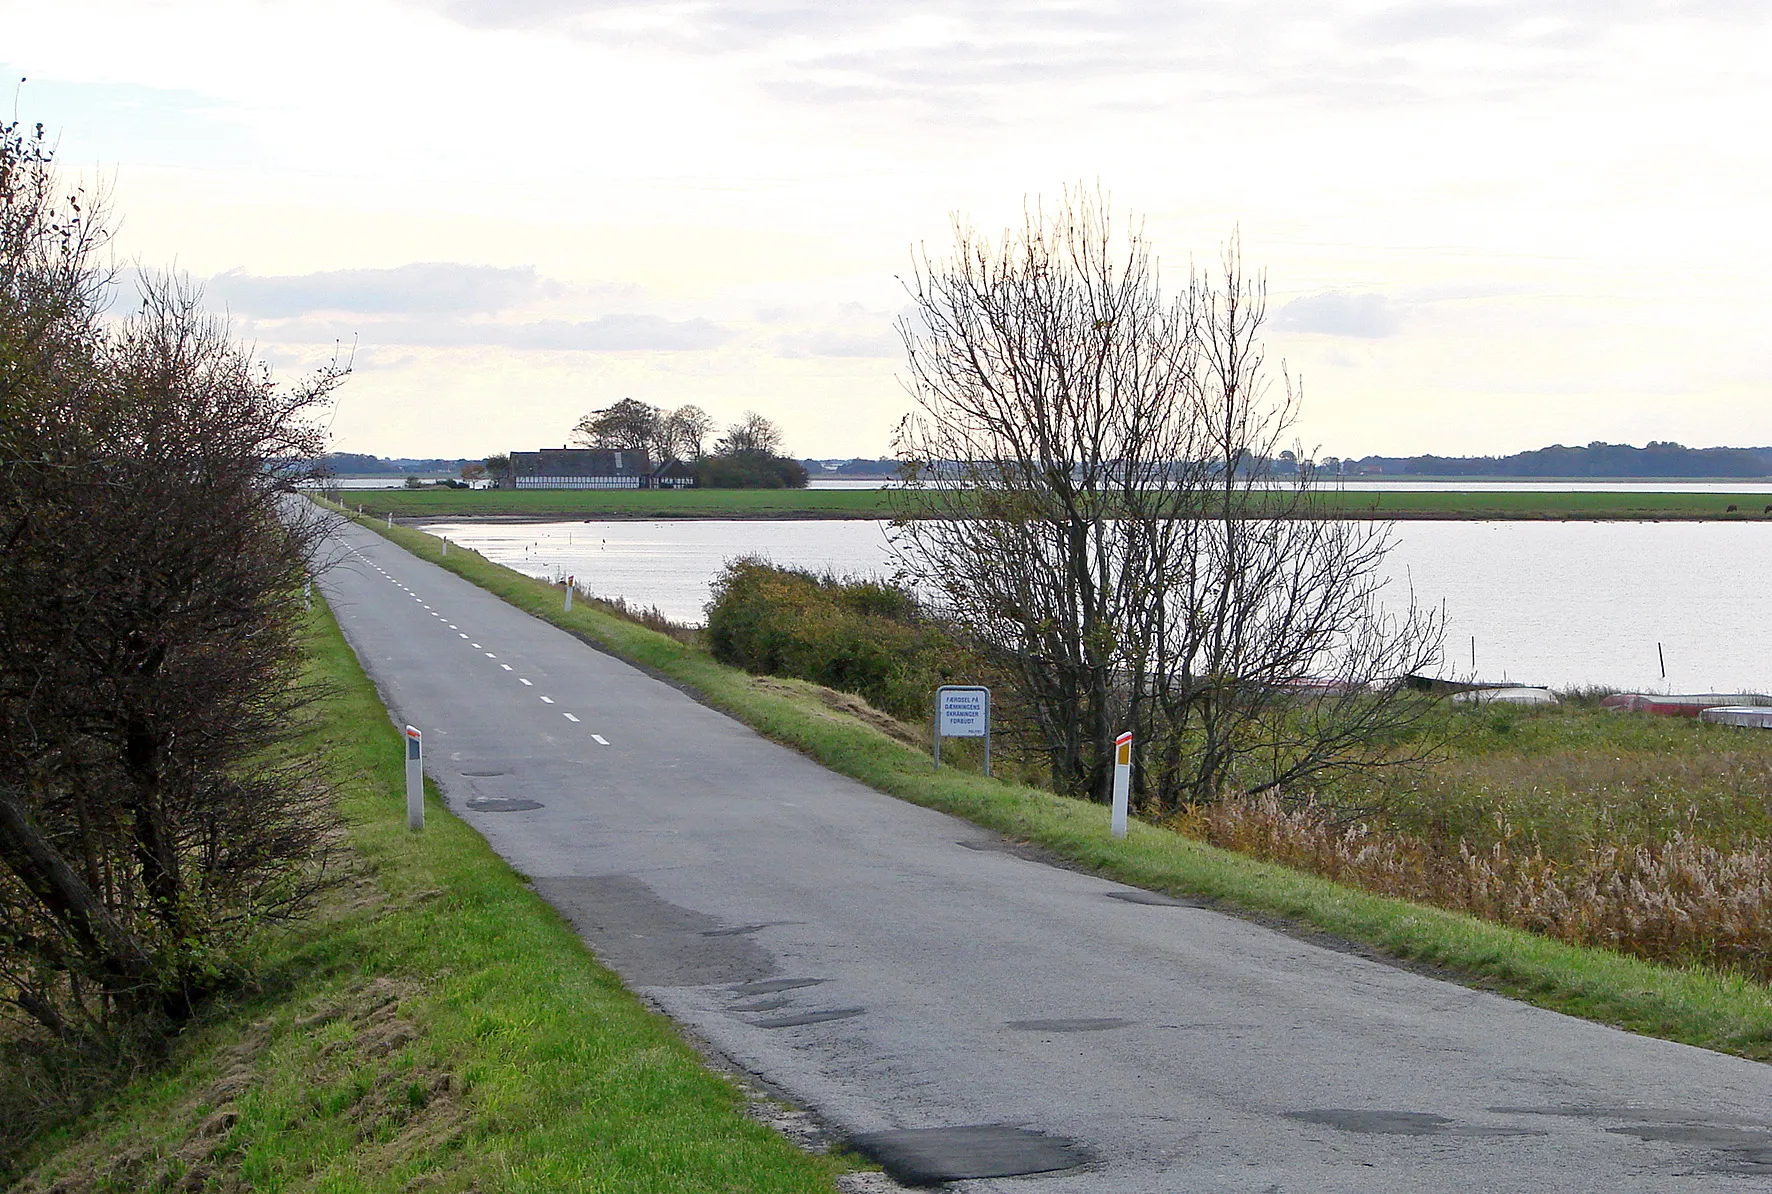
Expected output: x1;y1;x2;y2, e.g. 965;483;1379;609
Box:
345;507;1772;1062
327;486;1772;523
7;597;849;1193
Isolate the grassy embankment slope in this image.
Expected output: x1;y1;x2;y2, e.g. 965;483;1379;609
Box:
7;600;850;1193
337;486;1772;522
345;508;1772;1061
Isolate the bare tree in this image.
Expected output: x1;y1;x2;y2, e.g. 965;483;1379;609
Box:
892;190;1443;814
571;398;660;453
716;410;785;456
661;404;715;460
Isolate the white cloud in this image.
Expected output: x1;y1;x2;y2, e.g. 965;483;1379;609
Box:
208;263;554;316
244;312;730;352
774;302;900;358
1276;292;1398;339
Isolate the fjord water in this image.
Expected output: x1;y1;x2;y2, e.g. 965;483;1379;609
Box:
426;518;1772;695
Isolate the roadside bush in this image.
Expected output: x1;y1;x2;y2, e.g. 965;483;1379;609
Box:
0;119;343;1052
705;559;963;719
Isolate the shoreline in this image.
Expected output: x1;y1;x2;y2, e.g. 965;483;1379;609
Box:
402;509;1772;525
329;487;1772;524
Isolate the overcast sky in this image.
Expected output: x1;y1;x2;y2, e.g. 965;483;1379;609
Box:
5;1;1768;460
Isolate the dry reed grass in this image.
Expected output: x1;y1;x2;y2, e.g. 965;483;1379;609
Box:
582;592;701;645
1172;794;1772;979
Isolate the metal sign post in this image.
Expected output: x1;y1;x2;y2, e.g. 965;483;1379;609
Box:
404;725;424;832
934;685;991;776
1110;731;1133;839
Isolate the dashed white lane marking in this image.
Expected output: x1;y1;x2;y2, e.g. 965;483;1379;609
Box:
591;734;609;745
563;712;580;723
471;642;482;648
458;633;468;639
484;652;497;659
500;664;512;671
447;624;457;629
519;679;533;686
540;695;554;704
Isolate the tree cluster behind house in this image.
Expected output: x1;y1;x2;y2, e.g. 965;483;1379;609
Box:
561;400;808;489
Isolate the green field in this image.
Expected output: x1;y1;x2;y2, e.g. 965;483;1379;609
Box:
335;508;1772;1061
330;486;1772;522
6;601;852;1193
331;487;895;520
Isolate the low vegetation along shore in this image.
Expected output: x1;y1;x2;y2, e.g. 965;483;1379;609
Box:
5;603;855;1192
331;486;1772;523
343;509;1772;1061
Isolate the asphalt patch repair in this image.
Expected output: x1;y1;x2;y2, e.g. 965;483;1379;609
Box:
1104;889;1207;907
846;1124;1087;1186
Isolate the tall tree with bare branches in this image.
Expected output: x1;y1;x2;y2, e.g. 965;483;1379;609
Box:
892;190;1443;813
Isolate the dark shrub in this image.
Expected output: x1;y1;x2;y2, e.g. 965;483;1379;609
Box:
706;559;965;719
695;451;809;489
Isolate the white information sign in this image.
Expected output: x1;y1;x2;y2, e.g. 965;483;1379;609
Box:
933;685;991;776
938;687;990;737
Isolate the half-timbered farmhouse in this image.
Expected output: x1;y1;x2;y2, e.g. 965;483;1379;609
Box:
501;448;698;489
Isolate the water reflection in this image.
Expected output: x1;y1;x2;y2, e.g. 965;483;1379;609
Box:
423;518;1772;694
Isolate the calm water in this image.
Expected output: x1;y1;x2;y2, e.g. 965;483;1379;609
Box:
425;518;1772;694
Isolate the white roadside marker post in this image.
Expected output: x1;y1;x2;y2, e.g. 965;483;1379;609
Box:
404;725;424;832
442;538;449;556
1110;731;1133;839
564;575;574;612
387;512;394;528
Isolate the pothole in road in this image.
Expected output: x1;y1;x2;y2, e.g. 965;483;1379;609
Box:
1493;1107;1772;1177
464;797;544;812
847;1124;1087;1186
702;922;797;938
753;1008;865;1029
1006;1018;1134;1033
1289;1110;1544;1137
731;977;829;996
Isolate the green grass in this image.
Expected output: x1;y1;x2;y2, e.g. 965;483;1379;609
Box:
1319;488;1772;521
332;487;896;520
8;599;849;1193
342;507;1772;1061
327;485;1772;522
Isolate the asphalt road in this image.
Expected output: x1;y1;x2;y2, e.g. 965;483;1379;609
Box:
317;512;1772;1192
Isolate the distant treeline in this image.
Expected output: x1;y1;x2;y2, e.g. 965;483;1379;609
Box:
803;457;901;478
321;452;476;475
1336;441;1772;479
328;443;1772;482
